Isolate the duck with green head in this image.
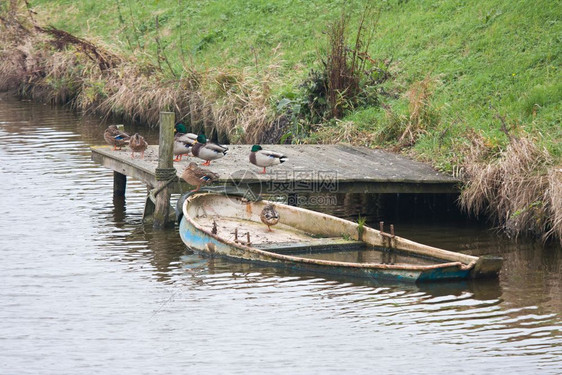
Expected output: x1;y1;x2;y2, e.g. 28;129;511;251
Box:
191;134;228;166
173;123;197;161
249;145;287;174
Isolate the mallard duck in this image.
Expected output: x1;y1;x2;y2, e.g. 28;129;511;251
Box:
191;134;228;166
175;122;191;134
173;137;195;161
173;123;197;160
104;125;130;150
181;162;219;192
129;133;148;159
249;145;288;174
260;204;280;231
174;132;197;161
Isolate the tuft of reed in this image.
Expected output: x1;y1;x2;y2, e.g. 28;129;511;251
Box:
460;132;561;243
96;64;190;125
324;12;358;119
0;44;26;92
209;54;283;144
394;75;439;150
545;168;562;244
309;5;381;123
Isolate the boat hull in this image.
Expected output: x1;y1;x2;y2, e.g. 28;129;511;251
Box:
178;192;501;283
179;215;471;283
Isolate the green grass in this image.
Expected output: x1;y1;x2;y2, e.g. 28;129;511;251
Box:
28;0;561;167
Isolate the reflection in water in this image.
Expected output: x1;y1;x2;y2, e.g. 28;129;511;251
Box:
112;195;127;224
0;94;561;374
143;228;187;283
210;259;504;301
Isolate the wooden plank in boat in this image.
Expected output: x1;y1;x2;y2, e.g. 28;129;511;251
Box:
256;237;365;254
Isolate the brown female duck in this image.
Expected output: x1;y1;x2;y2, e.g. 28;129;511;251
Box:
129;133;148;159
260;204;280;231
104;125;130;150
181;162;219;192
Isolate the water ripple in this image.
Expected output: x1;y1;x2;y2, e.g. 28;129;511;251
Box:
0;96;561;374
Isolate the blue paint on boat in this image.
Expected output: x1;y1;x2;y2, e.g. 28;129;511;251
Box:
180;217;429;283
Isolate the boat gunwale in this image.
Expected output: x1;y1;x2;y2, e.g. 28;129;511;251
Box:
182;193;475;272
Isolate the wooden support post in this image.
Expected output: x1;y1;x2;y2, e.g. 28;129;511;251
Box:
158;113;175;170
153;111;175;229
113;171;127;197
112;195;126;222
143;193;156;219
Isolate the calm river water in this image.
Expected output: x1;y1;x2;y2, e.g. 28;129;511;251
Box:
0;94;560;374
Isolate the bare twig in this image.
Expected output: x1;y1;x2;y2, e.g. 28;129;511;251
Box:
35;25;121;70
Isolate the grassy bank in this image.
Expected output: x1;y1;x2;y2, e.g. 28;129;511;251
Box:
1;0;561;243
29;0;561;155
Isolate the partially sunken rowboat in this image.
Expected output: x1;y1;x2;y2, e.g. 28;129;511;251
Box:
178;192;502;283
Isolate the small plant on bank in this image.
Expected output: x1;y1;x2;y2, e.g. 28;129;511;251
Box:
297;5;390;129
375;75;441;151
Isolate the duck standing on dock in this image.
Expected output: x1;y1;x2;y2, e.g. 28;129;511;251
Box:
181;162;219;192
260;204;280;231
129;133;148;159
191;134;228;166
174;123;197;161
249;145;287;174
104;125;130;150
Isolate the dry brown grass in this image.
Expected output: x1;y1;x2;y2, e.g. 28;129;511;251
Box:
317;6;378;121
0;16;282;144
546;168;562;243
306;120;376;147
206;55;283;144
0;44;26;91
460;132;561;244
395;75;439;149
324;13;358;119
0;24;42;92
96;65;189;125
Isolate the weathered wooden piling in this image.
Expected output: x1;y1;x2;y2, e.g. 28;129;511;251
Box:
113;172;126;197
112;124;128;197
152;111;176;229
